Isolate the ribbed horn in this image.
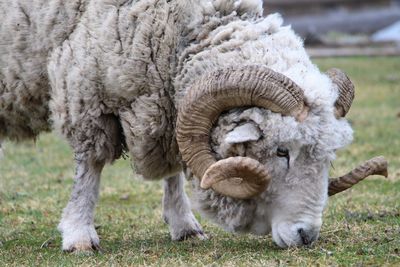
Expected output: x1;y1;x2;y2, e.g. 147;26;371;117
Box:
176;65;308;199
327;68;355;118
328;156;388;196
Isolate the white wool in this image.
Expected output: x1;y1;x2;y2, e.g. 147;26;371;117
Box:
224;122;261;144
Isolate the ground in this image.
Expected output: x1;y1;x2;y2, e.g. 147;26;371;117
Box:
0;57;399;266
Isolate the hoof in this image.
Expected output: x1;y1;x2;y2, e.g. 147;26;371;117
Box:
175;229;208;241
63;240;102;254
165;212;207;242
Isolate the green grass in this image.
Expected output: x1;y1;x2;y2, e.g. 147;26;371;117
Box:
1;57;399;266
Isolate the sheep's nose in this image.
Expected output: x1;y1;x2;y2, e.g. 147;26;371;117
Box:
297;228;318;245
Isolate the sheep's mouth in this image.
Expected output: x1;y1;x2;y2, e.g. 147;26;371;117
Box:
328;156;388;196
274;232;289;248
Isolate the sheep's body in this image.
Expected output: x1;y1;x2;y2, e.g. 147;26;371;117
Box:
0;0;354;250
0;0;274;178
1;0;184;172
1;0;203;250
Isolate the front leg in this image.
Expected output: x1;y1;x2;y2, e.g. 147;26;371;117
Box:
58;155;104;252
163;174;207;241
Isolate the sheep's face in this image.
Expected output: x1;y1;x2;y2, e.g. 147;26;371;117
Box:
192;106;353;247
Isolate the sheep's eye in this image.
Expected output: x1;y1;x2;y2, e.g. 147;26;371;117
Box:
277;147;289;157
277;147;290;168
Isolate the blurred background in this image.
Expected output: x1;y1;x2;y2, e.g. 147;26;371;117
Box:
263;0;400;57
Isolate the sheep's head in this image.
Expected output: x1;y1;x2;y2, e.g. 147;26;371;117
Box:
176;65;388;247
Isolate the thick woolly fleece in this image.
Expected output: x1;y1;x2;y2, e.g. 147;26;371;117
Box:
0;0;353;238
1;0;185;176
0;0;271;178
0;1;84;140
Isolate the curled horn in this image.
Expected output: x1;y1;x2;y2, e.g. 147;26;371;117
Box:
327;68;355;118
176;65;309;199
328;156;388;196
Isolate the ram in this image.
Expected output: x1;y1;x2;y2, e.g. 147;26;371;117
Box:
0;0;387;251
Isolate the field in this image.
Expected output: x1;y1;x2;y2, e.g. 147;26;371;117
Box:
0;57;399;266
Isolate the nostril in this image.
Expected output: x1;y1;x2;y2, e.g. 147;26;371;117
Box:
297;228;311;245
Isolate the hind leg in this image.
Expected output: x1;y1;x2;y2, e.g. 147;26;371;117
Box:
162;174;207;241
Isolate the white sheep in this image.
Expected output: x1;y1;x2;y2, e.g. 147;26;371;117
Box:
0;0;387;251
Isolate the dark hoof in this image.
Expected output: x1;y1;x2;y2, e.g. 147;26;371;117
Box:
176;229;208;241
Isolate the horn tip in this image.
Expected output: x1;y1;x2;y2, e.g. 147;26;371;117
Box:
200;176;213;190
371;156;389;178
295;105;309;122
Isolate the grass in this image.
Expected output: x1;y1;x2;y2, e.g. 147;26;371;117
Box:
1;57;399;266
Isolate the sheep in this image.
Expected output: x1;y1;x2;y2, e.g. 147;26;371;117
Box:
0;0;387;252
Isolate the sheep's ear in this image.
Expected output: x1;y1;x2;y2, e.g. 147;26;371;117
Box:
225;122;261;144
